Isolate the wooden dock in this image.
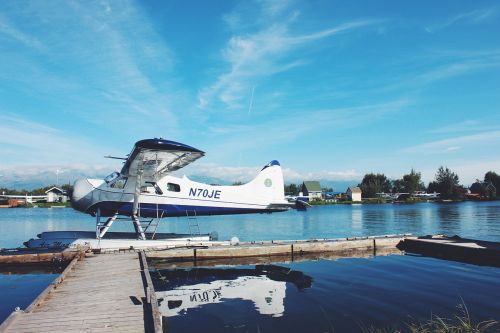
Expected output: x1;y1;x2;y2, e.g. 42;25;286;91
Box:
0;252;161;333
146;234;410;265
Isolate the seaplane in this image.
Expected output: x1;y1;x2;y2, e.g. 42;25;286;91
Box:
25;138;296;249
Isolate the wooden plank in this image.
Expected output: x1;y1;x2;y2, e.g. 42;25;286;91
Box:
23;255;80;313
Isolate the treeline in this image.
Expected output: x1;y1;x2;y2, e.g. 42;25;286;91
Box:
359;167;500;200
0;184;73;196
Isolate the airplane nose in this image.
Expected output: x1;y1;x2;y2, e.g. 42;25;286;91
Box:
71;179;94;212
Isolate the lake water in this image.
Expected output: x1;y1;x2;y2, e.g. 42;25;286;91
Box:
153;256;500;333
1;201;500;330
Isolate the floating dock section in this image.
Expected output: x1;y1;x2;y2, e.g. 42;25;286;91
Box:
146;234;410;267
397;235;500;267
0;248;85;266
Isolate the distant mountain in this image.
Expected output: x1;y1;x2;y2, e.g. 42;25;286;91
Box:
0;167;113;191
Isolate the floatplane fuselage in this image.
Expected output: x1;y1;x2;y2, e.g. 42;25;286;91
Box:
69;139;294;241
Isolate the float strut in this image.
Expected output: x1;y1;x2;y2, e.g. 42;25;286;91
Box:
132;214;146;240
98;214;118;239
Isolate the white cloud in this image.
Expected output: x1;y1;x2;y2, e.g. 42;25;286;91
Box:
0;0;177;130
181;163;359;184
415;60;500;84
204;98;411;157
430;120;500;134
0;13;43;50
199;11;378;110
0;113;118;168
425;7;497;32
402;130;500;154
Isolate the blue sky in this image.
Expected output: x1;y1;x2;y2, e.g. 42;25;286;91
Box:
0;0;499;188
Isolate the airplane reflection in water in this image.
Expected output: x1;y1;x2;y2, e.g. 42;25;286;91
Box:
153;265;312;318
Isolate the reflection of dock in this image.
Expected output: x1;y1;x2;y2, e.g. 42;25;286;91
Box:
0;252;162;333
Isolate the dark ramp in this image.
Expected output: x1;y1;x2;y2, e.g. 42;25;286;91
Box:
397;235;500;267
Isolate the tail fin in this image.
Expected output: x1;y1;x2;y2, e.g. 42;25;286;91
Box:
246;160;285;203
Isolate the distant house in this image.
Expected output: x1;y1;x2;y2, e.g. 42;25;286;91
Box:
346;187;362;202
469;181;496;199
45;187;68;203
301;181;322;200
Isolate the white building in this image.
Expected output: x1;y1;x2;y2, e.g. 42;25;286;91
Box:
301;181;322;200
346;187;362;202
45;187;68;203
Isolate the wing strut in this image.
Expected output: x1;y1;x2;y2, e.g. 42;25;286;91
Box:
132;167;146;240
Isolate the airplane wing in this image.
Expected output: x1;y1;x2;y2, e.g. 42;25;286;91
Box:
120;139;205;179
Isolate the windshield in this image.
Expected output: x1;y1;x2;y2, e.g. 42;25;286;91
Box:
104;172;120;183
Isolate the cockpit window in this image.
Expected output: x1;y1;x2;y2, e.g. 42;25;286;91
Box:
110;177;128;189
104;172;120;183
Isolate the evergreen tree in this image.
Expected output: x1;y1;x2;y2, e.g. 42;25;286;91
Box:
402;169;425;193
432;166;461;199
358;173;391;198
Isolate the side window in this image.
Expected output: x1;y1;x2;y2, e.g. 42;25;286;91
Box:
110;177;127;189
167;183;181;192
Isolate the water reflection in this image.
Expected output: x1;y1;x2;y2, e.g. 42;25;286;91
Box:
351;207;362;230
436;204;461;235
153;265;312;318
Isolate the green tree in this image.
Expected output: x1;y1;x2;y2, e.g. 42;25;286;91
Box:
391;179;405;193
402;169;425;193
432;166;461;199
427;181;439;193
284;183;300;195
484;171;500;197
358;173;391;198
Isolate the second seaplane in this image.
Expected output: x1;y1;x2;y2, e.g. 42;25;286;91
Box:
25;138;297;249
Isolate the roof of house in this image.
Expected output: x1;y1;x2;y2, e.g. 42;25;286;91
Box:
347;187;362;193
45;187;65;194
303;181;321;192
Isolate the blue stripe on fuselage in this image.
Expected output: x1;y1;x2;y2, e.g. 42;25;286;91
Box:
87;201;284;218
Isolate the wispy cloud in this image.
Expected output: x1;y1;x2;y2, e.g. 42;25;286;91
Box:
0;0;178;132
430;119;500;134
425;7;497;32
198;2;379;110
402;130;500;154
0;13;43;50
0;113;117;168
415;59;500;84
